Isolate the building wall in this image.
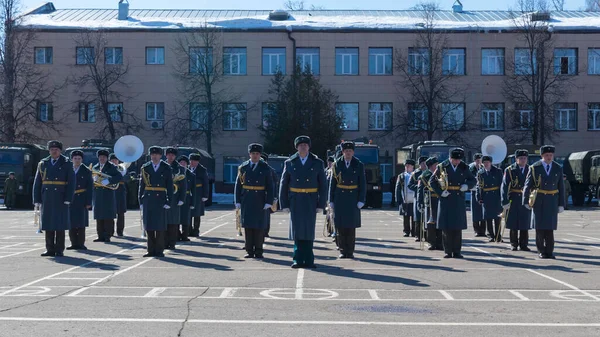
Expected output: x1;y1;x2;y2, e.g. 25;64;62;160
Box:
30;30;600;191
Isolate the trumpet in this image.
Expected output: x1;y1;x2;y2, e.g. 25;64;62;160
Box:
173;173;186;194
438;165;448;191
90;164;120;190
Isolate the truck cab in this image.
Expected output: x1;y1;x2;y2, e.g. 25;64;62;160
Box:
0;144;49;208
65;139;114;167
396;141;455;172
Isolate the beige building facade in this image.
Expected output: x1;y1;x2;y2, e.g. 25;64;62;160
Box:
18;4;600;192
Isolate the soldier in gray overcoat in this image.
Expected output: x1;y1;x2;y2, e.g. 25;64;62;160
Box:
235;143;274;258
279;136;327;269
68;150;93;250
33;140;75;257
396;159;416;238
408;156;428;238
92;150;122;243
469;153;485;237
139;146;174;257
165;147;187;250
429;148;477;258
261;153;278;239
329;141;366;259
178;155;196;242
476;155;504;243
189;154;209;237
417;157;442;250
523;145;565;259
109;153;128;237
501;149;532;251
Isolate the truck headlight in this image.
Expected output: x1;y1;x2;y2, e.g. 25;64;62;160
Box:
373;186;379;190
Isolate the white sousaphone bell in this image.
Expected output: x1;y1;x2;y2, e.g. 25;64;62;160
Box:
481;135;507;165
114;135;146;238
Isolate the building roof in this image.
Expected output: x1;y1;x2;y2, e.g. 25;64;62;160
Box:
18;2;600;32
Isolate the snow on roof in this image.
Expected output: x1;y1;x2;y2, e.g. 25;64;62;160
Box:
17;3;600;32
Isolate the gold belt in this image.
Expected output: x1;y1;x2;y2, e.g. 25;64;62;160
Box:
74;189;87;194
243;185;265;191
186;191;191;195
195;184;203;187
290;187;318;193
146;187;166;192
337;184;358;190
483;187;500;192
446;186;461;191
119;182;125;185
42;181;67;186
538;189;559;195
431;193;439;198
510;189;523;194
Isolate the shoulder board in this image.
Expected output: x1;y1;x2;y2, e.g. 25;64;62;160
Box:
159;160;170;167
288;153;299;161
142;161;152;168
532;161;543;167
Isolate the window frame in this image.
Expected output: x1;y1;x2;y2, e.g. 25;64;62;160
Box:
481;103;505;131
146;47;165;65
368;102;393;131
190;102;209;131
588;103;600;131
553;48;578;76
262;47;286;75
223;158;243;184
442;48;466;76
189;47;213;74
441;103;466;131
223;47;247;76
554;103;578;131
107;102;124;123
408;103;428;131
380;163;393;184
518;109;533;130
335;47;359;76
588;48;600;75
34;47;53;64
145;102;165;121
37;102;53;122
408;47;430;75
335;102;360;131
78;102;96;123
481;48;505;76
296;47;320;75
261;102;277;129
368;47;393;76
76;47;94;65
514;48;536;75
104;47;123;65
222;103;247;131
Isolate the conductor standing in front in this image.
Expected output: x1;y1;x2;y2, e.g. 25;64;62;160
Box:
523;145;565;259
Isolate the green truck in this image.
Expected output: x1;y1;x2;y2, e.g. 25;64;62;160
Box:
0;144;49;209
562;150;600;206
396;141;456;172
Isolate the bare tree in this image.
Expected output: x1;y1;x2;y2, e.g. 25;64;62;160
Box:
389;2;478;147
168;22;243;154
502;0;574;146
283;0;325;10
585;0;600;11
0;0;66;143
71;30;141;141
551;0;565;10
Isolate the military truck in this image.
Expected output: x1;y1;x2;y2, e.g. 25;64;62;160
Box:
396;141;456;172
500;144;541;170
0;144;49;208
64;139;114;167
562;150;600;206
329;140;383;209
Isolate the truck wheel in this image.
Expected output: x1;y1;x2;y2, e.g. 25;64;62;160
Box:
572;183;585;207
370;191;383;209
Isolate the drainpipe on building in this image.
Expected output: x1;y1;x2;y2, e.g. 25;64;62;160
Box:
287;28;297;108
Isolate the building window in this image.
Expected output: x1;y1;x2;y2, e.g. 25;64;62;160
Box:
189;47;212;74
336;103;359;131
443;48;466;75
589;103;600;130
408;48;430;75
37;102;53;122
262;102;277;129
380;163;392;184
515;103;533;130
34;47;53;64
481;103;504;131
224;157;243;184
262;47;286;75
554;103;577;131
104;47;123;65
146;103;165;121
146;47;165;65
296;48;320;75
442;103;465;131
554;48;577;75
588;48;600;75
79;103;96;123
190;103;208;131
368;103;392;130
481;48;504;75
408;103;428;131
76;47;94;65
223;47;247;75
107;103;123;122
335;47;359;75
369;48;392;75
515;48;536;75
223;103;247;131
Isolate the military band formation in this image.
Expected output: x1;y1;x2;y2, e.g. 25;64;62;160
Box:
31;136;565;266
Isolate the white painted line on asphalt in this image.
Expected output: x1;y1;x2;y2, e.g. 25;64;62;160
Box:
562;239;574;242
0;247;47;260
438;290;454;300
464;244;504;259
567;234;600;241
51;277;102;280
6;317;600;327
368;289;380;300
204;212;235;222
526;269;600;301
295;268;305;300
87;258;154;286
199;222;230;237
219;288;236;298
143;287;166;297
509;290;530;301
0;243;24;249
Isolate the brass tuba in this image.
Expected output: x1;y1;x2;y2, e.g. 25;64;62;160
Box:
481;135;508;165
437;165;448;191
91;164;119;190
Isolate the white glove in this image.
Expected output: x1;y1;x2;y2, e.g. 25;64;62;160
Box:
93;175;99;182
316;208;323;213
140;205;143;211
524;204;531;210
329;202;334;210
503;204;510;210
35;203;42;208
558;206;565;213
460;184;468;192
177;201;184;206
357;202;364;209
163;204;171;209
283;208;290;213
441;190;450;198
64;201;70;205
190;206;195;210
202;198;208;202
101;179;109;186
235;203;241;209
264;204;272;210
